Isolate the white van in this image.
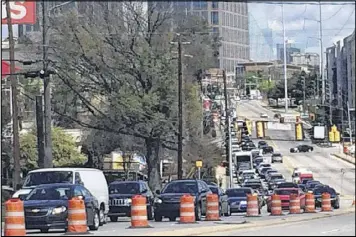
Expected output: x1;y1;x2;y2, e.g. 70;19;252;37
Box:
13;168;109;225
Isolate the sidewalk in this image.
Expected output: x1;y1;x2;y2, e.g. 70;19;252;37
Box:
332;153;355;165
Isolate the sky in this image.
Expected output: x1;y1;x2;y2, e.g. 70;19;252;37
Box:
2;1;355;61
248;2;355;59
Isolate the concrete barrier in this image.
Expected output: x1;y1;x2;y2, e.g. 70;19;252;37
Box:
332;153;355;165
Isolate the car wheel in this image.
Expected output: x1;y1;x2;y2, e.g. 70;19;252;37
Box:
147;205;154;220
154;214;162;222
195;204;202;221
334;201;340;209
89;210;100;231
40;228;49;233
99;208;105;226
109;216;118;222
258;208;261;215
168;216;176;222
267;205;271;213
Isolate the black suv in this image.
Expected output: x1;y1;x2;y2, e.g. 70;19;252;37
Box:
154;179;212;221
108;181;154;222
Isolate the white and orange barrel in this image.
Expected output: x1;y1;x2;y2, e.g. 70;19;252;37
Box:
180;194;195;223
67;197;88;233
270;194;282;216
245;194;259;217
4;198;26;236
289;194;301;214
131;195;149;227
205;194;220;221
321;193;332;212
304;193;316;213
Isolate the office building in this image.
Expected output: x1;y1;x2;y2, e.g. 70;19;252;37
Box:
276;43;300;64
291;53;319;67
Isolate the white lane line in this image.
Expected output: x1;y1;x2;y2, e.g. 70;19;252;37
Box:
321;229;340;234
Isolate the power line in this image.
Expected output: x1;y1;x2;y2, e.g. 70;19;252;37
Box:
322;5;345;21
250;2;355;6
334;8;355;37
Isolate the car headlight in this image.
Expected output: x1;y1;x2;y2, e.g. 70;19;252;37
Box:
125;198;132;204
52;206;66;215
154;198;162;204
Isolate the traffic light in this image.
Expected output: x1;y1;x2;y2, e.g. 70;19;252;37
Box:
256;121;265;138
296;116;301;123
309;113;315;121
295;123;303;141
280;117;285;123
325;80;331;103
246;120;252;135
329;125;340;143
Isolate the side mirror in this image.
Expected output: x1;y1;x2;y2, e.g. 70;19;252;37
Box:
77;195;85;200
18;194;28;201
155;190;161;195
336;192;340;195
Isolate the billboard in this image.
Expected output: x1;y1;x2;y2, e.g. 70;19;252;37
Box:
313;126;325;139
2;1;36;24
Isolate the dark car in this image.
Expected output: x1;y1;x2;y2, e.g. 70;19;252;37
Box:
276;182;299;189
258;141;268;149
253;157;264;169
267;173;285;190
290;145;314;153
313;185;340;209
262;146;274;154
258;167;272;179
154;179;212;221
304;181;322;192
269;179;286;190
209;186;231;216
226;188;262;214
271;153;283;163
108;181;154;222
24;183;100;233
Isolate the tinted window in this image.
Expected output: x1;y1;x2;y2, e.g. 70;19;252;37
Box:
23;171;74;187
270;175;284;180
210;187;219;194
272;153;282;157
162;182;198;194
226;189;251;197
109;182;140;194
236;155;251;163
27;186;71;200
243;183;262;189
275;189;298;195
314;187;336;195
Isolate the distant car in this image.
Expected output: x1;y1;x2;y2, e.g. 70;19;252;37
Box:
313;185;340;209
269;179;286;190
262;146;274;154
304;180;322;192
271;153;283;163
264;169;279;181
209;186;231;216
258;141;268;148
276;182;299;189
267;173;285;190
226;188;262;214
290;145;314;153
253;157;264;169
24;183;100;233
256;163;271;173
260;113;268;118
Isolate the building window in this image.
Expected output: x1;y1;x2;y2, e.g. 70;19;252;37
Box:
233;15;237;27
202;11;208;22
211;1;218;9
193;1;201;9
26;25;32;32
211;11;219;25
201;1;207;9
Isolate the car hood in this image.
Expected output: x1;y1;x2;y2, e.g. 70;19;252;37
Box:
24;200;68;208
13;188;32;198
159;193;196;202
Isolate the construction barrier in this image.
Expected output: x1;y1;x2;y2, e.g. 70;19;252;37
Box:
180;194;195;223
4;198;26;236
67;197;88;234
205;194;220;221
304;193;316;213
270;194;282;216
289;194;301;214
131;195;150;228
321;193;332;212
245;194;260;217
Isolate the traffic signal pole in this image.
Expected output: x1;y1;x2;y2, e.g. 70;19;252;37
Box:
223;70;229;164
227;116;233;188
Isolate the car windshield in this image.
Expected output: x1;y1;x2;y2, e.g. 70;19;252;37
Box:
243;183;262;189
272;153;282;157
26;186;71;201
259;141;267;145
254;158;263;163
226;189;251;197
243;172;254;177
209;187;219;194
307;182;321;188
23;171;73;188
275;189;298;195
301;178;314;184
313;187;336;195
109;182;140;194
162;182;198;194
261;167;272;173
270;175;284;180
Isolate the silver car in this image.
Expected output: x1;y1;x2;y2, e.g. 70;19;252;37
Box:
271;153;283;163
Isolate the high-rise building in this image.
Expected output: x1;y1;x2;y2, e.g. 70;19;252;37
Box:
158;1;250;76
276;43;300;64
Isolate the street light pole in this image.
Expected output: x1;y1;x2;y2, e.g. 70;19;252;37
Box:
282;4;288;113
347;102;353;144
177;35;183;180
319;1;325;105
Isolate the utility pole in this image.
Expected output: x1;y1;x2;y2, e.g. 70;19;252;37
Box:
36;96;45;168
6;0;21;190
347;102;353;144
227;116;233;188
177;34;183;180
42;0;53;168
223;70;229;164
319;1;325;105
302;74;306;115
282;3;288;113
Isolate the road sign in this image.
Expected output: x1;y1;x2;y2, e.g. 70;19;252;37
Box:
2;1;36;24
267;122;292;131
196;160;203;168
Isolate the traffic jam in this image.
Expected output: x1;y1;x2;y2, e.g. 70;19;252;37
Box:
3;133;342;236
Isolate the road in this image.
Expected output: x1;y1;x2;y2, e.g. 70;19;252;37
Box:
203;212;355;236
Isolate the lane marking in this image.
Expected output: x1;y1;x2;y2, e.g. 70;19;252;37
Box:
269;140;295;174
321;229;340;234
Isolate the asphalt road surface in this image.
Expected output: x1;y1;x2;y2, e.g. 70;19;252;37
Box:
205;212;355;236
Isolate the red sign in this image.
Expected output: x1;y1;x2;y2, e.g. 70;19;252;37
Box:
2;1;36;24
1;61;21;79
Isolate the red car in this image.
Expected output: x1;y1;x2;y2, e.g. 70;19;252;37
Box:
267;188;306;212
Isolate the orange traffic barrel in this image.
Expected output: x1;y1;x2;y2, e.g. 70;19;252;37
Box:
289;194;301;214
67;197;88;234
180;194;195;223
321;193;332;212
245;194;260;217
304;193;316;213
4;198;26;236
131;195;150;228
270;194;282;216
205;194;220;221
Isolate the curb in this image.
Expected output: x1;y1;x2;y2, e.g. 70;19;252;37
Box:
332;154;355;165
145;209;355;236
